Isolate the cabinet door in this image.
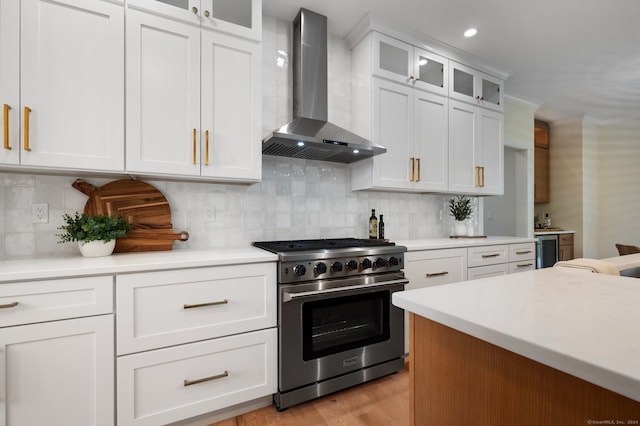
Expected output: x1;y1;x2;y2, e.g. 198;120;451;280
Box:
413;90;448;191
20;0;124;171
202;0;262;41
0;0;19;165
449;61;476;104
477;108;503;195
477;71;503;111
127;0;201;25
467;263;509;280
534;146;550;203
372;32;413;84
201;31;261;181
413;48;448;96
371;79;413;190
125;8;201;176
0;315;114;426
448;99;479;193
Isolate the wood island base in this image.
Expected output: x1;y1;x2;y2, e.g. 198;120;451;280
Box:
409;314;640;425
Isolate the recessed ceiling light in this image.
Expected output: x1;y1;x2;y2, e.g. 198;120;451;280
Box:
464;28;477;38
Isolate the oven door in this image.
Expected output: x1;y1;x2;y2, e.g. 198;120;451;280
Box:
278;273;407;392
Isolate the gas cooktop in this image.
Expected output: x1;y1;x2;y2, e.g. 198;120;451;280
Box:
252;238;395;254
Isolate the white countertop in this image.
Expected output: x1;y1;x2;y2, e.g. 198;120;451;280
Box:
393;267;640;402
396;236;535;251
0;248;277;283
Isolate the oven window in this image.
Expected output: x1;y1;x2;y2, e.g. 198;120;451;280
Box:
302;290;390;361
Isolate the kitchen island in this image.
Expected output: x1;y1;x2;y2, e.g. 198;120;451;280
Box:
393;265;640;425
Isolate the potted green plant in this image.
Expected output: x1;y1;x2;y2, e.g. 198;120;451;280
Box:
58;212;130;257
448;195;473;236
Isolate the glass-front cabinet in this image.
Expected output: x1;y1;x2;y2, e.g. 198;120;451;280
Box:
372;32;448;96
449;61;503;111
127;0;260;40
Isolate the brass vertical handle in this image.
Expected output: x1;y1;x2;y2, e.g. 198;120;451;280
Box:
481;166;485;187
3;104;11;150
475;166;481;187
205;130;209;166
192;128;197;164
410;157;415;182
416;158;421;182
23;106;31;152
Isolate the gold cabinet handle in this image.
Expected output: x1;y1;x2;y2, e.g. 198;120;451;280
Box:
416;158;421;182
184;370;228;387
516;263;534;268
3;104;11;150
515;250;532;255
475;166;481;187
0;302;18;309
23;106;31;152
183;299;228;310
481;166;485;187
426;271;448;278
481;253;500;258
410;157;415;182
205;130;209;166
192;128;197;164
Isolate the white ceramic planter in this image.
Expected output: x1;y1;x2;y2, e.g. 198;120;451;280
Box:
453;221;467;236
77;240;116;257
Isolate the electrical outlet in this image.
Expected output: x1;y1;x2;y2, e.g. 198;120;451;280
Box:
204;206;215;222
32;203;49;224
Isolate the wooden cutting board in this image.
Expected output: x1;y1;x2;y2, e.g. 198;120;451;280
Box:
72;179;189;253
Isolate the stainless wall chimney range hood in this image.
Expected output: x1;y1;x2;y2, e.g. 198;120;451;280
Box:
262;8;386;164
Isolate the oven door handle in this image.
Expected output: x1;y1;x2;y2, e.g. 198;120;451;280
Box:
282;278;409;303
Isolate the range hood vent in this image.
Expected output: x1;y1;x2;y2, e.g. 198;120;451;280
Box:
262;8;386;164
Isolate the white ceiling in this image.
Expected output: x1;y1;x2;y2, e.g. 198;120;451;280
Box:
263;0;640;124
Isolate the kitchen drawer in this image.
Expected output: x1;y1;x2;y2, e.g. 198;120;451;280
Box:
559;234;574;245
0;275;113;327
509;261;535;273
405;248;467;289
117;328;277;426
467;263;509;280
509;242;535;262
467;245;508;267
116;262;276;355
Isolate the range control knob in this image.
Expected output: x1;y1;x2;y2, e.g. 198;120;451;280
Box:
315;262;327;275
361;258;372;269
293;264;307;277
388;256;400;266
331;261;343;272
346;260;358;271
375;257;387;268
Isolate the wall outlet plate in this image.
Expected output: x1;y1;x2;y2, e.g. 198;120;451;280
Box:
32;203;49;224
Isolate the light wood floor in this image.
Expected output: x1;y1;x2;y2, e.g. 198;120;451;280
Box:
210;368;409;426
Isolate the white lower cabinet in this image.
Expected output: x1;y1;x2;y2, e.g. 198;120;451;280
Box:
117;328;276;426
467;263;509;280
115;262;277;425
0;275;114;426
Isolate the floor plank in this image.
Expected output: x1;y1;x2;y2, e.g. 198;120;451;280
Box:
209;369;409;426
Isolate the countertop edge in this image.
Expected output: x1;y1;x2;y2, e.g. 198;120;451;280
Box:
396;236;536;251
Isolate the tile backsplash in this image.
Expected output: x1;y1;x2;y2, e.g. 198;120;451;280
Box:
0;15;448;259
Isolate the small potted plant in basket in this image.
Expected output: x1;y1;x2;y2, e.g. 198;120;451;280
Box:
448;195;473;236
58;212;130;257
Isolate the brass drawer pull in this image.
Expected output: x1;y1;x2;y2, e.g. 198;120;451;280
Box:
0;302;19;309
416;157;421;182
410;157;415;182
516;263;533;268
481;253;500;258
183;299;228;309
205;130;209;166
184;371;228;387
515;250;532;255
192;128;197;164
475;166;482;187
3;104;11;150
426;271;448;278
23;106;31;152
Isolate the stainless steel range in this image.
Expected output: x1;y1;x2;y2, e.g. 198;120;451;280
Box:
252;238;408;410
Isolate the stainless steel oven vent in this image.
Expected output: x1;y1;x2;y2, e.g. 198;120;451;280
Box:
262;9;386;164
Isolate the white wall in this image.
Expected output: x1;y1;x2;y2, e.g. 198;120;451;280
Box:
0;14;449;259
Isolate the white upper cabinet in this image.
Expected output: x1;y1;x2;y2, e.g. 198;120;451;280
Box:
449;61;503;111
372;32;448;96
125;0;261;182
127;0;261;41
1;0;125;172
448;99;503;195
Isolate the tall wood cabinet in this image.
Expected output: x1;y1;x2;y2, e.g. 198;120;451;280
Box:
125;0;261;182
0;0;125;172
534;119;550;203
